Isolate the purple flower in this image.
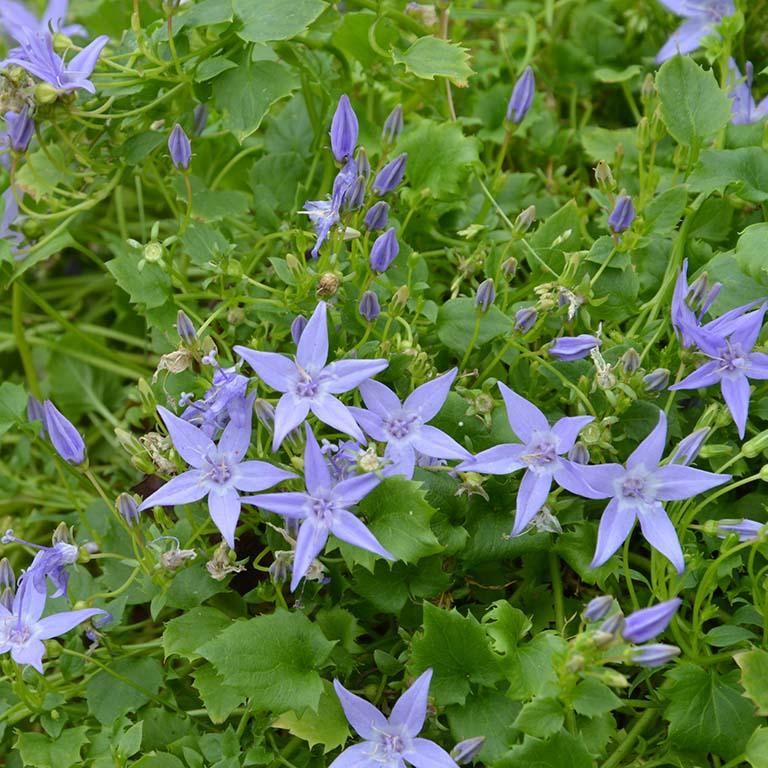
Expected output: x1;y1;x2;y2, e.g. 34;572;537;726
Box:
373;153;407;196
670;304;768;438
2;529;77;598
181;365;249;438
565;411;730;572
643;368;670;392
514;307;537;333
622;598;681;643
364;201;389;231
452;737;485;765
370;227;399;272
728;61;768;125
2;31;109;94
549;334;601;361
176;310;196;344
359;290;380;322
234;301;388;451
349;369;471;480
168;123;191;169
668;427;708;466
476;279;495;312
382;105;404;144
0;187;23;251
608;194;635;234
243;425;393;591
505;66;535;123
0;0;86;41
583;595;614;622
4;107;34;151
291;315;307;345
655;0;735;63
716;519;766;541
138;399;296;548
629;643;680;667
456;383;594;535
43;400;86;464
330;94;359;162
0;573;105;674
331;668;459;768
116;493;140;526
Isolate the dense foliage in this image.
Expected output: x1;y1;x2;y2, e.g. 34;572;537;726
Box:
1;1;768;767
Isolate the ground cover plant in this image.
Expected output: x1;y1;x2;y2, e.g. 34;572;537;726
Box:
1;0;768;766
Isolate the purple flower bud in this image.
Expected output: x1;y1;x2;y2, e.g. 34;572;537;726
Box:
359;290;380;322
669;427;709;466
0;587;13;611
643;368;669;392
621;348;641;373
373;153;407;196
514;307;537;333
451;736;486;764
476;279;495;312
364;201;389;231
688;273;709;305
600;613;625;637
608;194;635;234
291;315;307;344
176;310;197;344
369;227;399;272
5;107;34;152
27;395;45;429
330;94;359;162
505;66;535;123
700;282;721;317
549;334;600;361
355;147;371;179
515;205;536;233
629;643;680;668
568;442;590;465
0;558;14;590
382;104;404;144
43;400;86;465
168;123;191;169
622;598;681;643
116;493;140;526
193;103;208;136
254;398;276;430
716;519;766;541
343;176;366;211
583;595;614;622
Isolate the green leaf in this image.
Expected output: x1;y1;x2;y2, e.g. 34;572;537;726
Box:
131;755;185;768
513;698;565;738
571;679;622;717
106;254;170;309
594;65;641;83
213;59;299;141
746;728;768;768
16;727;89;768
163;606;232;660
0;382;27;436
120;131;165;165
272;681;350;753
199;609;336;712
736;649;768;715
662;663;759;759
86;657;164;725
397;121;479;199
409;603;502;706
192;665;246;724
357;477;443;564
233;0;327;42
181;223;232;266
483;600;532;656
704;625;756;648
15;145;75;201
734;224;768;283
656;56;731;146
176;0;233;29
497;731;595;768
392;36;473;86
690;149;768;203
505;633;567;701
437;297;512;355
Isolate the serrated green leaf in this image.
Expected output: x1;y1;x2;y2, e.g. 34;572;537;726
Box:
513;698;564;738
571;678;622;717
656;56;731;146
233;0;327;42
163;606;232;660
192;665;246;724
746;728;768;768
736;649;768;715
106;254;170;309
16;727;89;768
690;149;768;203
409;603;502;706
86;657;163;725
393;36;473;86
199;609;335;713
497;731;594;768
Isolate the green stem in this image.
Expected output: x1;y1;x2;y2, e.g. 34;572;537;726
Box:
12;281;40;397
600;709;658;768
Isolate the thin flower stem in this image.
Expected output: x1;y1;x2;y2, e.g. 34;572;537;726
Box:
11;281;40;398
549;552;566;633
600;708;658;768
459;312;482;370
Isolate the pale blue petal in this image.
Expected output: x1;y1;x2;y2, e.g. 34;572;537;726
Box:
272;394;310;451
329;743;380;768
653;464;730;500
330;511;394;560
208;487;241;548
334;473;381;506
456;444;525;475
332;680;388;739
158;406;214;469
656;18;710;63
563;462;623;499
138;469;208;510
626;411;666;470
358;379;401;417
232;461;296;492
348;406;388;442
550;416;594;451
721;375;750;438
669;360;721;391
403;369;457;423
410;425;471;461
389;668;432;736
324;359;389;395
404;738;460;768
36;608;106;640
241;492;308;519
747;352;768;380
498;382;548;442
291;517;329;591
66;34;108;78
304;424;332;495
311;395;366;443
217;392;254;462
637;503;685;573
591;498;636;568
233;347;296;393
512;471;552;535
383;444;417;479
12;638;45;673
296;301;329;371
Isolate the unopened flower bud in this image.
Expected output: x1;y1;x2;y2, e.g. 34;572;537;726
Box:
628;643;680;667
355;147;371;179
601;669;630;688
35;82;59;104
565;653;585;673
392;285;410;308
0;558;15;590
116;493;141;526
669;427;709;465
593;630;616;648
641;73;655;104
43;400;86;465
514;307;537;333
291;315;307;345
176;310;197;344
317;272;340;297
700;283;721;317
506;66;535;123
621;348;641;373
168;123;191;169
601;613;625;637
583;595;614;622
502;257;518;278
715;519;765;541
688;273;708;305
269;551;291;583
643;368;669;392
370;228;399;272
0;587;14;611
382;105;404;144
6;106;34;152
373;153;407;196
514;205;536;233
255;398;276;430
193;103;208;136
359;291;381;322
622;598;681;643
567;442;590;464
27;395;45;429
451;737;486;764
475;279;495;312
594;160;614;189
549;334;600;361
330;94;359;162
364;201;389;231
608;194;635;234
344;176;366;211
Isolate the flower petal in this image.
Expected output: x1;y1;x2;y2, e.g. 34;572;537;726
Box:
498;382;549;442
332;680;388;739
208;487;241;548
217;392;254;462
563;462;623;499
403;369;458;423
67;34;109;78
550;416;594;451
348;406;388;442
291;517;329;591
330;510;394;560
389;669;432;737
272;394;310;451
637;503;685;573
296;301;329;371
653;464;730;500
334;473;382;507
403;737;460;768
383;444;417;480
11;638;45;673
328;743;380;768
512;470;553;535
232;461;296;492
655;18;710;63
747;352;768;380
304;424;332;495
36;608;106;640
311;395;366;443
721;375;750;438
456;444;525;475
627;410;667;470
233;347;296;393
157;406;214;469
669;361;721;391
358;378;401;417
138;469;208;510
241;492;309;519
410;425;471;461
324;359;389;395
591;498;636;569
